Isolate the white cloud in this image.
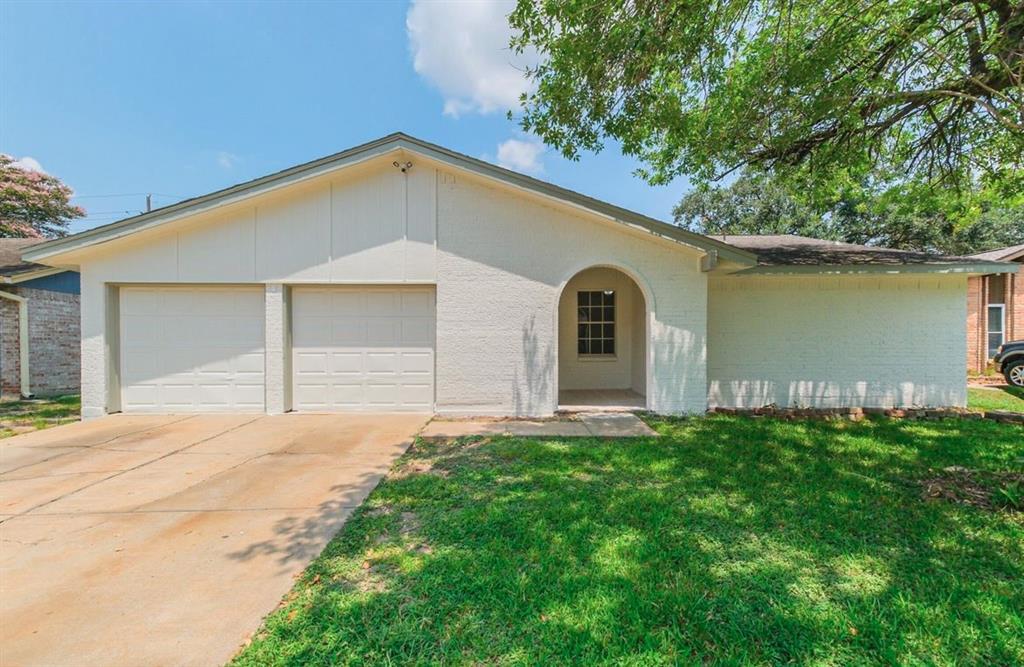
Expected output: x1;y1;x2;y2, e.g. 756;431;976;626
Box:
495;138;544;173
406;0;537;117
10;156;47;174
216;151;240;169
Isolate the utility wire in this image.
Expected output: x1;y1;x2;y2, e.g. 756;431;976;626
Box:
72;192;184;200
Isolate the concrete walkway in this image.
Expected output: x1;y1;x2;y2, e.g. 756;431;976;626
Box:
420;412;657;438
0;413;428;667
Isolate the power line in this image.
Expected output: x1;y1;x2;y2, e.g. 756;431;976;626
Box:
72;192;184;200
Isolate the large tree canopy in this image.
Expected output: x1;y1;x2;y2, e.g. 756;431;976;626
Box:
674;172;1024;254
510;0;1024;193
0;155;83;238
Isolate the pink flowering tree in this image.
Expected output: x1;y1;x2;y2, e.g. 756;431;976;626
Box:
0;155;84;238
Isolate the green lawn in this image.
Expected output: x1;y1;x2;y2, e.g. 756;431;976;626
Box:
968;386;1024;414
234;416;1023;666
0;395;80;438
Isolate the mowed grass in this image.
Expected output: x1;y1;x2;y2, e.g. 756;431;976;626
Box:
968;385;1024;414
234;416;1023;666
0;395;80;438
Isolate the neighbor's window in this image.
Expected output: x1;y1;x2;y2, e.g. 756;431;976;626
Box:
577;290;615;356
988;304;1005;357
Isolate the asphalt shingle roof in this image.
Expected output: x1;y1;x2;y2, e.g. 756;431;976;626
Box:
717;234;1000;267
0;238;46;277
969;243;1024;262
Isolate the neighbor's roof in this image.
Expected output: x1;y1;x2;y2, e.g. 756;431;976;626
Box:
21;132;756;267
0;238;49;277
716;235;1018;275
969;243;1024;262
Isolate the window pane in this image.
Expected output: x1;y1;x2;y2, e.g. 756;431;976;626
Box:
578;291;589;306
578;339;589;354
604;306;615;322
988;306;1003;332
603;323;614;338
604;291;615;306
578;307;590;322
603;340;615;355
577;324;587;338
989;333;1003;356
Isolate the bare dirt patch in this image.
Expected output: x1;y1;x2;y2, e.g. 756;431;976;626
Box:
921;466;1023;512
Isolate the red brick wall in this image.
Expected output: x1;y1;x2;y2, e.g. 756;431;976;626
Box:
1009;269;1023;344
0;286;80;398
967;261;1024;374
967;276;984;373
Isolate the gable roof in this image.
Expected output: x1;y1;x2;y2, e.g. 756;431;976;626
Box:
21;132;757;267
970;243;1024;262
718;235;1017;275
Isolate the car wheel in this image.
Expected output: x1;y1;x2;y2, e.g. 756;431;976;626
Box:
1005;359;1024;388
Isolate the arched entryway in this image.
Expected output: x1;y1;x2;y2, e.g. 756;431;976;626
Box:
557;266;648;410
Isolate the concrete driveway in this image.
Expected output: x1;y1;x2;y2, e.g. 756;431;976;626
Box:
0;413;428;667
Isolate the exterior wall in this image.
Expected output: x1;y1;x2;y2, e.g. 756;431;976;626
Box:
0;285;80;397
557;267;644;392
967;266;1023;372
708;274;968;408
19;271;80;295
435;169;706;416
967;276;984;372
1013;270;1024;344
73;158;438;418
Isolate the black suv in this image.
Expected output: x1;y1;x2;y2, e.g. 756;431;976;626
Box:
994;340;1024;387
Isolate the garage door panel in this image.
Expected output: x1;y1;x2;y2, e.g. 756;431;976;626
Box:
330;352;363;374
332;321;365;345
120;287;266;413
401;320;433;345
401;352;433;374
366;320;399;345
330;291;363;312
292;287;435;412
365;291;400;315
401;291;433;316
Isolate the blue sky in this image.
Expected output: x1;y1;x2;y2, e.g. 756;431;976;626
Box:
1;1;688;234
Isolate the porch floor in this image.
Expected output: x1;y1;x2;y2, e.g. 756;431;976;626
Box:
558;389;646;413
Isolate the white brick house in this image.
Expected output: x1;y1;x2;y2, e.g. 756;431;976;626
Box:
21;134;1017;419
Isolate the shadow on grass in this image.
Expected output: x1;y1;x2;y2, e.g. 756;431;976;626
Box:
233;417;1024;665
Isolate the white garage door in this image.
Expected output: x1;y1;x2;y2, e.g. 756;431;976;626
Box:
120;287;265;413
292;287;435;411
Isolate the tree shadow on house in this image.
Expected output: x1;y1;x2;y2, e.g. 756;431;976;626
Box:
230;417;1024;666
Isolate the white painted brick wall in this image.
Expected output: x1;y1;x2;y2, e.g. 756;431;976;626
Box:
264;283;287;414
434;170;709;415
707;274;968;408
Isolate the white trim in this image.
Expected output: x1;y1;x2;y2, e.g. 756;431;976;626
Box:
553;263;653;412
987;303;1006;359
0;289;31;397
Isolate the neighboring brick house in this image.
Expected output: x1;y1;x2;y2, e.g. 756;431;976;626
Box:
0;238;80;398
967;243;1024;373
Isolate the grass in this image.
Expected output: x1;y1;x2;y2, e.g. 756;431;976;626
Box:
0;395;80;438
234;416;1024;666
968;385;1024;414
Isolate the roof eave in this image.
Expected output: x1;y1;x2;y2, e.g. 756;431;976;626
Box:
0;266;68;284
22;133;758;268
731;262;1019;276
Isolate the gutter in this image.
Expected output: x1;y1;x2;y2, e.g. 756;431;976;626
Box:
0;289;31;398
0;266;65;285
